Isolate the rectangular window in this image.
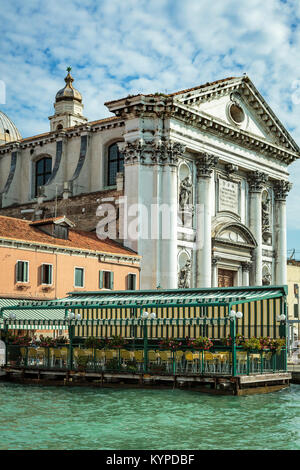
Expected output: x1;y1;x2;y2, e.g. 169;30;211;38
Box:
294;304;299;318
74;268;84;287
294;284;299;298
127;273;137;290
16;261;29;283
41;264;53;285
99;270;114;289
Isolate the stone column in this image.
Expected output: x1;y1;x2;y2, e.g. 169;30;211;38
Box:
274;180;292;285
160;141;186;289
196;154;219;288
248;171;268;286
211;257;219;287
241;262;251;286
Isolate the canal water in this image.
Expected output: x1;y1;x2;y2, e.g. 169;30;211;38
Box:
0;382;299;450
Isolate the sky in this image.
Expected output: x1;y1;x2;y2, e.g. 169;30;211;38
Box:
0;0;300;253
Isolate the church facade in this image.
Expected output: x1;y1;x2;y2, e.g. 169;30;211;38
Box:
0;73;298;289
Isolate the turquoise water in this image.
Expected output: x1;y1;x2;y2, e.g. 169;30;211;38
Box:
0;382;299;450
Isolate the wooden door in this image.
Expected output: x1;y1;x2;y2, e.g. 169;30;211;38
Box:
218;269;234;287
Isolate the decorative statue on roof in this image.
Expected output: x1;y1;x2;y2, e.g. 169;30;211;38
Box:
178;259;191;288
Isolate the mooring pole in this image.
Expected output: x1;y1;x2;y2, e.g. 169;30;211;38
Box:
68;324;74;371
230;306;237;377
143;321;148;373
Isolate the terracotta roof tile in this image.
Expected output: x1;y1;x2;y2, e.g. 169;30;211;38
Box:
0;215;139;258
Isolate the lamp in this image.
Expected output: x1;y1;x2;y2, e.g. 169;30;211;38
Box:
276;313;286;322
68;310;75;320
9;312;16;320
229;310;243;320
141;311;149;319
149;312;156;319
76;313;82;321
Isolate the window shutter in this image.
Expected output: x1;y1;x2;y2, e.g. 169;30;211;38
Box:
109;272;114;290
99;270;104;289
132;274;136;290
127;274;136;290
16;261;21;282
24;262;29;282
39;265;44;284
49;265;53;285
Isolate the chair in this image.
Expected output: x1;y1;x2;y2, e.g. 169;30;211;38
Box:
95;349;105;369
20;347;27;366
219;352;230;374
237;351;247;374
28;348;37;366
148;350;158;365
204;352;216;373
53;348;62;367
134;350;144;371
60;347;68;367
175;350;184;373
185;351;195;373
159;351;172;373
36;347;45;366
120;349;131;363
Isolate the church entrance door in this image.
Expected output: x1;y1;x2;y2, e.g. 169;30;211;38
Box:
218;269;234;287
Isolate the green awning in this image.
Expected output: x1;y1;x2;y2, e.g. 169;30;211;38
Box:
0;298;66;330
18;285;286;309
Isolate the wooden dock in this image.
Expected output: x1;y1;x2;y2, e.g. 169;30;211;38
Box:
0;366;291;395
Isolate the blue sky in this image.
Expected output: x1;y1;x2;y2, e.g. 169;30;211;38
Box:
1;0;300;253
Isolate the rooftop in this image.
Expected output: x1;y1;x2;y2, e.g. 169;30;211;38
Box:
0;215;139;258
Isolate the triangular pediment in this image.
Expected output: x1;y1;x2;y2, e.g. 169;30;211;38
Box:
171;76;299;153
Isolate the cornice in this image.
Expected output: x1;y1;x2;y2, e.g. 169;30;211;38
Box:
0;237;140;263
169;103;298;164
0;119;125;155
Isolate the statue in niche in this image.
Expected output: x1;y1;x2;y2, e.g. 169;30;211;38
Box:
179;176;192;210
178;259;191;288
262;272;272;285
262;196;272;243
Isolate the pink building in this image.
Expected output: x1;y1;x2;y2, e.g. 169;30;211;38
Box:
0;215;140;300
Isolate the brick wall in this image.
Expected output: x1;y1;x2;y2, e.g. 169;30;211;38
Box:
0;188;123;233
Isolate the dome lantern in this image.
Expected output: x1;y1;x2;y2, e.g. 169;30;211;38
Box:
49;67;88;131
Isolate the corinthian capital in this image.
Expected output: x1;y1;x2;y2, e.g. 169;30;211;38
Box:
273;179;292;201
247;171;268;192
118;140;154;164
196;153;219;178
153;140;186;166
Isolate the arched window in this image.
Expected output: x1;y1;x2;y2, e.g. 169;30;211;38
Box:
35;157;52;196
107;143;124;186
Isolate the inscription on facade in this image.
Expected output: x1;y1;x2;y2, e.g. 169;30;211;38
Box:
218;178;239;214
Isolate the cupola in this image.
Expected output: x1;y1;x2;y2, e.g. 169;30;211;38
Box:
49;67;88;131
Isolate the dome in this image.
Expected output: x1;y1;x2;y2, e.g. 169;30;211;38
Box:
0;111;22;144
55;70;82;103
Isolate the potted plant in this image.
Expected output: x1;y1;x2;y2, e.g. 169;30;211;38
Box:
187;337;213;350
242;337;262;351
107;335;127;349
159;338;183;350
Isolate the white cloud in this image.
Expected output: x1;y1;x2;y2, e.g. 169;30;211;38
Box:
1;0;300;241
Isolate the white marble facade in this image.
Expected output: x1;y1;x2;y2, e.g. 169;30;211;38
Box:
0;74;298;289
